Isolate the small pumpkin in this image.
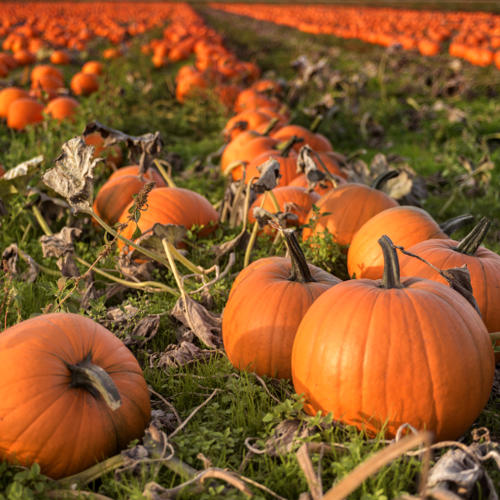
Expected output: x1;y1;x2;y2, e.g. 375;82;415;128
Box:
70;72;99;96
0;313;151;478
223;229;340;379
0;87;29;118
7;98;44;131
44;96;79;122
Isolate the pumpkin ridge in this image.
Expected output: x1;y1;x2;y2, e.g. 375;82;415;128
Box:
478;258;488;325
407;288;447;433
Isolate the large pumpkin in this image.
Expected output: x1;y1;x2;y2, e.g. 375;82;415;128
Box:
302;172;399;247
398;218;500;361
223;230;340;379
0;313;151;478
292;235;494;441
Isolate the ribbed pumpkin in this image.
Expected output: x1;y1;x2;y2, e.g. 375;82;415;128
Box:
398;218;500;361
0;87;29;118
117;186;219;251
302;172;399;247
271;125;333;153
347;206;448;279
0;313;151;479
223;230;340;379
292;236;494;441
94;166;165;226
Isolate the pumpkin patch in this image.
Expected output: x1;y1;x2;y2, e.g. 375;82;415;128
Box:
0;1;498;498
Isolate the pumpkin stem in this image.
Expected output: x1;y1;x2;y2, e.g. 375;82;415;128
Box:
439;214;474;236
379;235;402;289
456;217;490;255
310;114;323;133
371;170;399;190
278;135;303;157
262;117;279;136
281;228;315;282
67;354;121;411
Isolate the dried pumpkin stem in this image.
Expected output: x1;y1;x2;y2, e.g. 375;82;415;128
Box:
278;136;303;157
67;354;121;411
268;190;281;213
224;160;246;177
161;238;188;301
244;221;260;268
262;117;279;136
153;159;177;188
371;170;399;190
310;114;323;133
439;214;474;236
281;229;314;282
379;235;402;289
456;217;490;255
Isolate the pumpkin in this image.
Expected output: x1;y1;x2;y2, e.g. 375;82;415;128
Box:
292;235;494;441
50;50;70;65
7;98;44;130
347;206;450;279
84;132;123;168
223;229;340;378
44;96;80;122
398;218;500;361
0;87;29;118
70;72;99;96
271;124;333;153
117;186;219;251
0;313;151;478
82;60;104;76
302;172;399;247
94;166;165;226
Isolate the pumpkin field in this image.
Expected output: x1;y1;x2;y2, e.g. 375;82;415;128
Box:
0;1;499;499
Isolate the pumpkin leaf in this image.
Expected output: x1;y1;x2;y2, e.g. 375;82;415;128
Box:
0;155;44;201
42;137;99;212
39;227;82;277
253;158;281;193
440;265;481;314
118;252;155;281
265;419;309;457
1;243;39;283
152;340;212;368
83;121;163;174
171;295;221;348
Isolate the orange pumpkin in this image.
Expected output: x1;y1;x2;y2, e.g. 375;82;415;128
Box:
292;235;494;441
223;230;340;378
0;87;29;118
7;98;44;130
0;313;151;478
44;96;80;121
70;72;99;96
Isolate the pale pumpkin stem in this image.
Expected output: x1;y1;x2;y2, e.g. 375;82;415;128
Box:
310;114;323;133
281;229;314;282
456;217;490;255
268;190;281;213
153;159;176;188
67;354;121;411
279;136;303;157
371;170;399;190
262;117;279;136
379;235;402;289
439;214;474;236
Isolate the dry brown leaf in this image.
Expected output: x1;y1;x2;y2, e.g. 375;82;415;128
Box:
42;137;99;212
2;243;39;282
124;315;160;348
171;296;221;348
253;158;281;193
265;419;309;456
153;341;212;368
105;304;139;327
118;252;155;281
83;121;162;174
40;227;82;277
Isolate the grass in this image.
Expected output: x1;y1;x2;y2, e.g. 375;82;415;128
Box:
0;4;499;499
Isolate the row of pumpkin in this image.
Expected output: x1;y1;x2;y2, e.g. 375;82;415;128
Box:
211;3;500;68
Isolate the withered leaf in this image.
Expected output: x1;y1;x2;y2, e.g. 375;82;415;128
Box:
441;265;480;314
171;295;221;348
40;227;82;277
83;121;163;174
211;231;249;259
265;419;309;456
0;155;43;201
124;314;160;348
2;244;39;282
427;449;483;498
252;206;298;229
253;158;281;193
118;252;155;281
105;304;139;327
152;223;187;244
153;340;212;368
42;137;99;212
